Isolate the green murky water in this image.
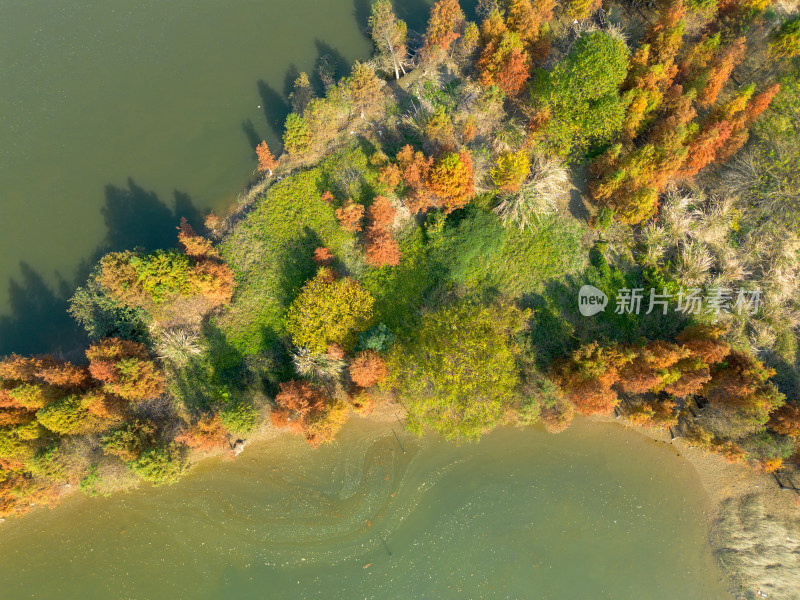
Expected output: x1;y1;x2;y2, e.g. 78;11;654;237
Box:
0;0;386;354
0;419;731;599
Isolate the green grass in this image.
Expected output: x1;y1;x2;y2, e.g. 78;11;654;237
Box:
360;224;441;334
525;246;694;369
219;169;356;356
430;207;587;298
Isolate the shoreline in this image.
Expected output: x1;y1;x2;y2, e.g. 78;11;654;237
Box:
2;398;795;598
591;414;800;600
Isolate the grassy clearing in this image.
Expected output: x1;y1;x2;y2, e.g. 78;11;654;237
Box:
360;224;441;334
429;207;588;298
218;169;356;356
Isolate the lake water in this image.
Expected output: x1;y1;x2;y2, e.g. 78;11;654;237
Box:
0;418;732;599
0;0;419;354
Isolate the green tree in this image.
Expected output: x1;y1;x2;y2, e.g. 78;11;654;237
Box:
346;62;384;117
129;444;188;485
219;400;259;435
36;395;97;435
283;113;312;155
102;420;156;462
286;272;375;353
770;15;800;58
537;31;630;154
385;301;529;441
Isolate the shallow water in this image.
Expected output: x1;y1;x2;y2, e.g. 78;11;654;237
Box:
0;0;380;353
0;418;732;599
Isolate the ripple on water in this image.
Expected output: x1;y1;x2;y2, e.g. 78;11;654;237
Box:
0;418;732;600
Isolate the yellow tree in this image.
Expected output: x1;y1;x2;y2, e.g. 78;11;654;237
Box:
346;62;384;117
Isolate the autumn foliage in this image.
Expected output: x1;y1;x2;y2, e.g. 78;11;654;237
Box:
98;220;234;316
552;326;750;421
424;0;464;52
335;200;365;232
364;196;401;267
312;247;335;266
395;144;434;212
176;414;230;452
768;404;800;440
86;338;165;402
427;152;475;213
477;10;532;96
179;218;220;260
271;380;346;447
697;38;746;108
256;141;278;174
349;350;388;388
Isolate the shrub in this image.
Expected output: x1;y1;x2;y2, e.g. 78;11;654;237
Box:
385;301;529;441
491;150;531;193
0;426;36;461
129;444;188;485
349;350;388;388
156;329;204;367
305;401;349;447
286;273;375;353
79;465;106;497
219;400;259;436
176;414;230;452
336;200;366;232
271;380;345;445
357;323;395;352
102;420;156;462
26;446;66;481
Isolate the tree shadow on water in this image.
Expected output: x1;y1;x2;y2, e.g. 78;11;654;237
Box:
257;79;291;140
0;178;203;357
0;263;86;358
312;40;350;93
